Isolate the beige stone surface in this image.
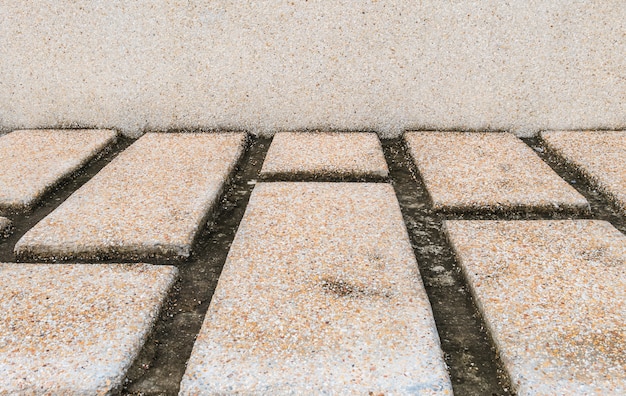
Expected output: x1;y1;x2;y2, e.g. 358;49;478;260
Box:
180;182;451;395
0;129;117;212
542;130;626;214
260;132;388;179
444;220;626;395
15;132;246;261
405;131;589;212
0;263;177;395
2;2;625;137
0;217;11;237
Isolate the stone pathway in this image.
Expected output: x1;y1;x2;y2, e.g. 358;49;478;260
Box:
0;129;624;395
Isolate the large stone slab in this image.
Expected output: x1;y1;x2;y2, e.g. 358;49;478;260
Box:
541;130;626;214
15;132;246;261
180;182;452;395
0;129;117;212
0;263;177;395
260;132;388;179
405;131;589;212
444;220;626;395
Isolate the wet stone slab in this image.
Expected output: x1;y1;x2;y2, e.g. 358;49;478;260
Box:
260;132;389;179
444;220;626;395
541;130;626;215
0;263;177;395
180;182;452;395
15;132;246;261
404;131;589;212
0;129;117;213
0;216;11;237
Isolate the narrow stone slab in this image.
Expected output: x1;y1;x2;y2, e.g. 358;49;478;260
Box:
542;130;626;214
404;131;589;212
444;220;626;395
180;182;451;395
0;263;177;394
0;129;117;212
0;216;11;237
15;132;247;261
260;132;388;179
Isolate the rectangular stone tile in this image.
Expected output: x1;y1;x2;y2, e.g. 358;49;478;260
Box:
0;263;177;395
541;130;626;214
15;132;247;261
0;129;117;213
0;216;11;238
405;131;589;212
260;132;389;179
180;182;451;395
444;220;626;395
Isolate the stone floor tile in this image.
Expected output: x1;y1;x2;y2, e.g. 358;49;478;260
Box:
180;182;451;395
541;130;626;214
404;131;589;212
0;129;117;213
0;263;177;395
260;132;388;179
444;220;626;395
14;132;247;261
0;216;11;237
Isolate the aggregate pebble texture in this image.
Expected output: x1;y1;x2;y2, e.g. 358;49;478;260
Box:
541;130;626;215
0;217;11;237
180;182;452;395
405;131;589;212
260;132;388;179
0;263;178;395
444;220;626;395
2;2;625;137
14;132;246;261
0;129;117;212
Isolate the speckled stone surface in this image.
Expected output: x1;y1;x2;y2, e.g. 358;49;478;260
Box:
2;2;625;137
260;132;388;179
0;263;177;395
180;183;452;395
0;129;117;212
15;132;246;261
444;220;626;395
541;130;626;215
405;131;589;212
0;217;11;237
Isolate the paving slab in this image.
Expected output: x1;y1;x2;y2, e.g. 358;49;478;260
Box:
444;220;626;395
0;263;177;395
541;130;626;215
0;216;11;238
180;182;452;395
260;132;388;179
0;129;117;213
14;132;247;261
404;131;589;212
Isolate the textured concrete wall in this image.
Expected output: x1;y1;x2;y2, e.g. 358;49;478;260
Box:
1;1;625;137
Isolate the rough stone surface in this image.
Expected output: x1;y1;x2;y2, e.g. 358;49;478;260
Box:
0;263;178;395
180;182;452;395
444;220;626;395
2;2;625;137
541;130;626;214
0;129;117;212
0;217;11;237
15;132;246;261
405;131;589;212
260;132;388;179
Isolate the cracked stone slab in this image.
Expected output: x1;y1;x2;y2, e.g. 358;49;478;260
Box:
0;216;11;238
444;220;626;395
260;132;388;179
541;130;626;215
0;129;117;213
15;132;247;261
404;131;589;212
0;263;177;395
180;182;452;395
